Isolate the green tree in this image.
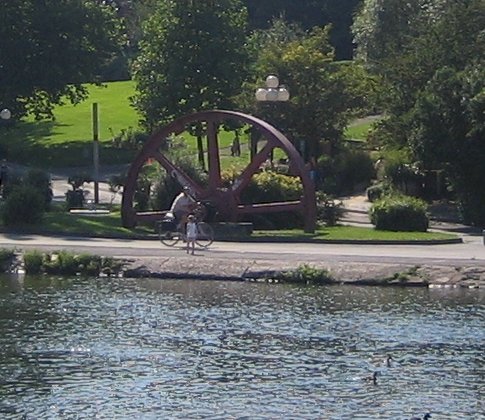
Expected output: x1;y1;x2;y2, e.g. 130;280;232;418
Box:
354;0;485;224
410;65;485;224
131;0;249;129
243;23;374;160
353;0;483;113
353;0;424;64
0;0;124;120
244;0;361;59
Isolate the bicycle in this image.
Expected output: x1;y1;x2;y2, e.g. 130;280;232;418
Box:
157;217;214;248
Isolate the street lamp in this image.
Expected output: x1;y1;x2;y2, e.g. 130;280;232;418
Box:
253;75;290;159
255;75;290;103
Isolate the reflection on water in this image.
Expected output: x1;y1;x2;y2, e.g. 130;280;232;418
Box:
0;276;484;419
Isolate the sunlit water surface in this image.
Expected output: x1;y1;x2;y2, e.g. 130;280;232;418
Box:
0;275;483;419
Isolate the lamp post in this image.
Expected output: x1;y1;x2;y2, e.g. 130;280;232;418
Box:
253;75;290;159
92;103;99;205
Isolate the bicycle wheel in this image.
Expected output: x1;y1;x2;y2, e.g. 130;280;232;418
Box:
195;222;214;248
158;224;181;247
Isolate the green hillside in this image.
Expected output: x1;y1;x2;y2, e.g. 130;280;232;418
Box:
44;80;140;144
0;79;375;169
0;81;140;168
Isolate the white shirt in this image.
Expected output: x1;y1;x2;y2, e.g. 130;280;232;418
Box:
186;221;197;239
170;192;194;213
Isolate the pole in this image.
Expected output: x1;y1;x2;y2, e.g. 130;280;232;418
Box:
92;103;99;204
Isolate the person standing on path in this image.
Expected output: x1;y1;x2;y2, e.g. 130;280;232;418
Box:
230;134;241;157
185;214;197;255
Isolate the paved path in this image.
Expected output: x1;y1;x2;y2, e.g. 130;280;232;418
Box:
1;232;484;287
0;232;483;266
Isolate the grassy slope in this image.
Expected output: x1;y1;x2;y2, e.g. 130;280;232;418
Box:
0;79;376;169
44;81;140;145
0;81;140;168
0;80;264;169
344;115;382;141
344;121;373;142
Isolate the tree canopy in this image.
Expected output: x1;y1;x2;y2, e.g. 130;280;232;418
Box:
242;21;375;160
245;0;362;59
131;0;249;129
353;0;485;224
0;0;123;120
111;0;362;62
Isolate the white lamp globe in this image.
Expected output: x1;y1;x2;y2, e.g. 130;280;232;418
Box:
266;88;278;101
265;75;279;89
0;109;11;120
255;88;267;101
277;87;290;101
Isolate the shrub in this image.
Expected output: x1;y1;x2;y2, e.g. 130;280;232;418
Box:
66;173;92;209
316;192;343;226
2;185;45;226
236;171;303;229
1;173;22;200
380;150;424;197
76;253;103;276
23;251;123;276
239;170;302;204
0;248;15;271
110;127;149;150
65;190;85;209
134;175;151;211
338;148;375;193
44;251;79;275
366;182;394;202
370;195;429;232
23;169;53;210
68;174;92;191
273;264;334;285
24;250;44;274
316;148;375;195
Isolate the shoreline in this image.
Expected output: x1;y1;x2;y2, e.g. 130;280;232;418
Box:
122;255;485;289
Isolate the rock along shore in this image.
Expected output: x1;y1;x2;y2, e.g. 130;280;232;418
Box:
122;255;485;289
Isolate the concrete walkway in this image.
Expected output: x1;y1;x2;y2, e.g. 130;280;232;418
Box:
1;232;484;288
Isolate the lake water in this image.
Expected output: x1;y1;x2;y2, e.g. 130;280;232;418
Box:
0;275;483;419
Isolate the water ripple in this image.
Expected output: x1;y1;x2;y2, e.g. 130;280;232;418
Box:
0;276;483;418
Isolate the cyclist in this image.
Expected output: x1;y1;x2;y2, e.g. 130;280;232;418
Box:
168;186;197;229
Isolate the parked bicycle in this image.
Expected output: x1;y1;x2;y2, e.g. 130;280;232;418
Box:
157;203;215;248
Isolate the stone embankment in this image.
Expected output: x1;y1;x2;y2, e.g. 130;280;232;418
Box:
123;255;485;289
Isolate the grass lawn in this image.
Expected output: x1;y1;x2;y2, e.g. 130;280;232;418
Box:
20;207;458;243
40;209;153;238
344;115;382;141
0;80;140;168
1;79;380;169
253;225;458;242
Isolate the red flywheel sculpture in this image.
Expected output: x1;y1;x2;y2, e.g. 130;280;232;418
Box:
121;110;317;232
